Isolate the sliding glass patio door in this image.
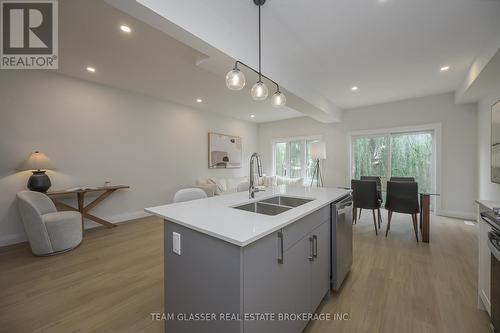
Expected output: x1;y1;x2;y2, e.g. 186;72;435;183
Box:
351;131;434;194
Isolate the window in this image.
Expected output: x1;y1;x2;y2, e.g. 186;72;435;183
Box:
351;130;434;194
273;137;320;180
352;135;389;180
390;132;433;193
306;140;318;180
289;140;303;178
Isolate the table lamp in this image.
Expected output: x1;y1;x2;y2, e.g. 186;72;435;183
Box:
310;142;326;187
18;151;56;192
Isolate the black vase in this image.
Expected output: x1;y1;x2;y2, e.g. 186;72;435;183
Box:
27;170;51;193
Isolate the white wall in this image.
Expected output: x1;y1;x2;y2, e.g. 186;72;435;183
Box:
258;93;478;219
478;92;500;201
0;71;258;246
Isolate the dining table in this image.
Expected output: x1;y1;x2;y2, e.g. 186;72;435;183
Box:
340;186;440;243
418;192;440;243
380;188;440;243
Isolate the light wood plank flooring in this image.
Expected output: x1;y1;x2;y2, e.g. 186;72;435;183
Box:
307;212;490;333
0;213;490;332
0;217;164;333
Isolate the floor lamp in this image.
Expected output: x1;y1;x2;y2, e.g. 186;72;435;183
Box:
310;142;326;187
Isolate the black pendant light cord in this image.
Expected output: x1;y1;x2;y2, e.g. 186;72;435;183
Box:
231;0;281;93
258;3;262;82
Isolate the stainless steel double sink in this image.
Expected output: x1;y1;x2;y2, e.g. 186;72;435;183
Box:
233;196;314;216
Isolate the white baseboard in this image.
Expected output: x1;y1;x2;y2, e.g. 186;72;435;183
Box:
0;210;152;247
0;233;27;247
437;209;476;221
95;210;151;225
82;210;152;230
480;289;491;316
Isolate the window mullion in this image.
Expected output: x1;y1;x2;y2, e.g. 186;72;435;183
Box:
387;134;392;180
300;140;303;180
285;141;292;177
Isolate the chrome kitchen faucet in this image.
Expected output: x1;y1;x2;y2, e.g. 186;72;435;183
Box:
249;153;263;199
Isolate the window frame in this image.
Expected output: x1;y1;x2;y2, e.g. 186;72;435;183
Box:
348;123;441;214
272;135;322;181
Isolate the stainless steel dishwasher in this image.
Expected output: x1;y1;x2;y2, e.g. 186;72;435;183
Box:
331;194;353;291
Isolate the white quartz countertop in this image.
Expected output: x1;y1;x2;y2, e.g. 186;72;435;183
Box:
145;186;351;247
476;199;500;211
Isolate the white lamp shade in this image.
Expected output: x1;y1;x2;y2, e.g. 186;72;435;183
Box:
18;151;56;171
310;142;326;160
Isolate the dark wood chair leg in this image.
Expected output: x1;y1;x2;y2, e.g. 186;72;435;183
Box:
377;208;382;229
352;207;357;225
412;214;419;243
385;210;392;237
359;208;362;220
372;210;378;235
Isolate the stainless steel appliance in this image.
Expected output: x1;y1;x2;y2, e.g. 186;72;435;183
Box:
331;194;353;291
490;227;500;332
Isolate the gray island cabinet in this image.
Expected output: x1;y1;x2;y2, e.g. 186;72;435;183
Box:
145;186;352;333
163;205;331;333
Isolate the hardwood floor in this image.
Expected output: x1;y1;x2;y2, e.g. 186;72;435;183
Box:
0;213;490;332
307;213;490;333
0;217;164;333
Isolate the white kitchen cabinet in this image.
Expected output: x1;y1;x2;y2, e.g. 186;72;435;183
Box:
477;200;498;315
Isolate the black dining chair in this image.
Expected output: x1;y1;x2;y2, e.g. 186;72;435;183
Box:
359;176;383;222
385;181;420;242
351;179;382;235
390;176;415;182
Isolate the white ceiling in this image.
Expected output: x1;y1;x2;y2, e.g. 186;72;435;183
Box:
56;0;305;123
269;0;500;109
109;0;500;114
59;0;500;124
456;48;500;103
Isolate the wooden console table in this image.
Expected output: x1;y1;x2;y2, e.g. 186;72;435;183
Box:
47;185;130;233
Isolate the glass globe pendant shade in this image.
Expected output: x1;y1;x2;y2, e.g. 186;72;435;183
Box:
225;69;246;90
271;91;286;107
251;81;268;101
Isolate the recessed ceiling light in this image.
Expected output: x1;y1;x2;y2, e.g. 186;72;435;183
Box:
351;86;359;91
196;98;203;103
440;66;450;72
250;114;255;118
120;25;132;33
86;66;96;73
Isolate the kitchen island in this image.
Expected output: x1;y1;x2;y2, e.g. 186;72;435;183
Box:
146;185;351;333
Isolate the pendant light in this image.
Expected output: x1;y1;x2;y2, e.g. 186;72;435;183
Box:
225;0;285;107
225;68;246;90
271;90;286;107
251;81;268;100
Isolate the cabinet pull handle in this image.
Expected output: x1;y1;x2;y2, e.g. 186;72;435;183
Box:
277;231;284;264
313;235;318;258
308;237;314;261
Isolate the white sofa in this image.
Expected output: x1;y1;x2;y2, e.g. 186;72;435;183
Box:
195;175;304;197
195;176;249;197
258;175;304;187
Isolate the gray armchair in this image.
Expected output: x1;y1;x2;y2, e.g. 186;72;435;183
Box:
17;191;82;256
